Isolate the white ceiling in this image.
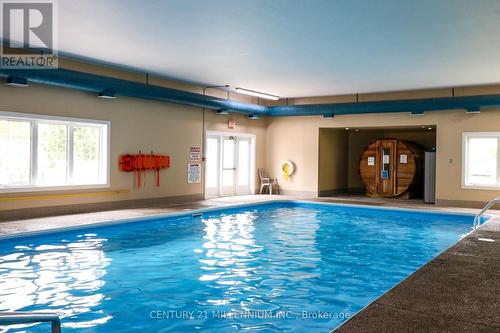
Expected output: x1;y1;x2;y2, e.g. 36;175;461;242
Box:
38;1;500;97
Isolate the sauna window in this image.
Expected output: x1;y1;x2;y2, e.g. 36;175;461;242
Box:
463;133;500;189
381;148;390;179
0;112;109;192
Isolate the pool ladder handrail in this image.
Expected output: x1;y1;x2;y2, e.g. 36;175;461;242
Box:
0;311;61;333
473;197;500;229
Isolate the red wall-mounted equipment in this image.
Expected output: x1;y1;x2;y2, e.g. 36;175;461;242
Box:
119;151;170;188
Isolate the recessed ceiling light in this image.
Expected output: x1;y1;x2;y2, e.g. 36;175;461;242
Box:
345;127;349;130
6;76;28;87
466;108;480;114
235;87;279;100
98;90;116;99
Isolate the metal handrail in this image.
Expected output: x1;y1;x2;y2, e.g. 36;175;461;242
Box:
473;197;500;229
0;312;61;333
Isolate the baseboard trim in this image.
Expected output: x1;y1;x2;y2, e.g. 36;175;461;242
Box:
435;199;488;209
0;193;204;222
279;189;318;197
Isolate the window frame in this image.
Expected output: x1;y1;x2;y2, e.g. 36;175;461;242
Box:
0;111;110;193
462;132;500;190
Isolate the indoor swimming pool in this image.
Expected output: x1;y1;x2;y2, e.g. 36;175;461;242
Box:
0;201;476;332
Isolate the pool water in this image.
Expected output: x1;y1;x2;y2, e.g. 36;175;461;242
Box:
0;201;473;332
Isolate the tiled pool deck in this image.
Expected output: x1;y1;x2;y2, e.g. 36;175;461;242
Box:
1;195;499;332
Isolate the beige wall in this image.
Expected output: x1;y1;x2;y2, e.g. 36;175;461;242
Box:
3;59;500;210
0;83;266;211
318;129;348;195
266;109;500;205
265;116;321;196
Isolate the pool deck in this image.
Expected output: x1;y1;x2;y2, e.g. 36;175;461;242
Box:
1;195;500;332
0;194;490;237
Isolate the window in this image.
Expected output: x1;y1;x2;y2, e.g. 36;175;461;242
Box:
462;132;500;189
0;112;109;191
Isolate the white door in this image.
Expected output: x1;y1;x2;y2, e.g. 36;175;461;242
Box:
236;137;251;194
205;135;220;198
205;133;254;198
222;136;237;195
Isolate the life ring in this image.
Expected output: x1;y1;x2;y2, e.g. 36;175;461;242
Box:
281;160;295;180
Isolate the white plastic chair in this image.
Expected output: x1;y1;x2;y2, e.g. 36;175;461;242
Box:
258;168;278;195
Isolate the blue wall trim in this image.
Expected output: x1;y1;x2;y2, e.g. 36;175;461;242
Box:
2;68;500;117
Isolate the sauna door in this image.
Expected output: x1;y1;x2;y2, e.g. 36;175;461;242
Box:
376;139;397;196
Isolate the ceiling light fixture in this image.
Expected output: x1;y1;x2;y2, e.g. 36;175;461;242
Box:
411;111;425;116
216;109;229;115
323;114;335;118
235;87;279;100
98;90;116;99
248;114;260;120
466;107;480;114
6;76;28;87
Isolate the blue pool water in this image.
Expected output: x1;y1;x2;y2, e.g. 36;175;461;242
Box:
0;201;474;332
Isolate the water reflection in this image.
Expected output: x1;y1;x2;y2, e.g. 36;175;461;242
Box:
198;212;262;305
0;234;111;331
197;208;321;317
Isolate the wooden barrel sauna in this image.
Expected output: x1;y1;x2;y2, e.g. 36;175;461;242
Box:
359;139;424;198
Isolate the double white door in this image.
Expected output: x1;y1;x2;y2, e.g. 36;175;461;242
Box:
205;134;253;197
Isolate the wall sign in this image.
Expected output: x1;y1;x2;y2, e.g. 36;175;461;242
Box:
367;156;375;166
187;163;201;183
400;154;408;164
189;146;201;162
383;155;390;164
228;119;236;129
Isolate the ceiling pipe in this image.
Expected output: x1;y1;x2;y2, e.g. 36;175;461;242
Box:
2;67;500;117
0;68;267;115
267;94;500;116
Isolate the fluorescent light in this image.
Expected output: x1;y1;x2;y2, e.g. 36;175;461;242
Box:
411;111;424;116
466;108;480;114
6;76;28;87
216;109;229;115
323;114;335;118
98;90;116;99
248;114;260;120
235;87;279;100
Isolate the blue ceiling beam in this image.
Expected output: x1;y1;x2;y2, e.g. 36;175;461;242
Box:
0;68;268;115
2;67;500;117
268;94;500;116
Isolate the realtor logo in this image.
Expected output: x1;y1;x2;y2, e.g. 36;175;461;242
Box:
1;0;58;68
